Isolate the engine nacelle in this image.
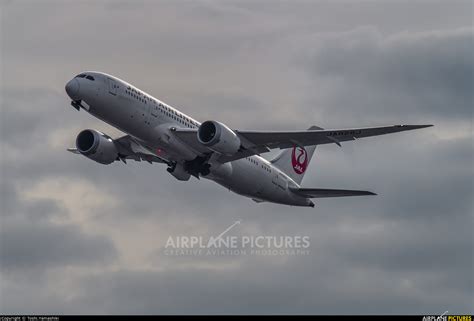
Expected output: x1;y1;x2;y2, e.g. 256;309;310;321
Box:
197;121;241;156
167;163;191;181
75;129;119;164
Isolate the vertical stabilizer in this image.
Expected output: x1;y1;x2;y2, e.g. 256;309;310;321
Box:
270;126;321;185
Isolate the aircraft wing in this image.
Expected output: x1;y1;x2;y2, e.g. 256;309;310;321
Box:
67;135;168;164
289;187;376;198
172;124;432;163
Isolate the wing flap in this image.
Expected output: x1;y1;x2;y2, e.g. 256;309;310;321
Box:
290;187;377;198
114;135;169;163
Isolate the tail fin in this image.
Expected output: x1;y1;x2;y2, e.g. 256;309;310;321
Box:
270;126;322;185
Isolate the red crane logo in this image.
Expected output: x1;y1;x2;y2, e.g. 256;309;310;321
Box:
291;146;308;174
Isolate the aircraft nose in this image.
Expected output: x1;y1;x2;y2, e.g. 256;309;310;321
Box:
65;78;80;100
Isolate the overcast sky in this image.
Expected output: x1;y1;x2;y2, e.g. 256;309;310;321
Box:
1;0;473;315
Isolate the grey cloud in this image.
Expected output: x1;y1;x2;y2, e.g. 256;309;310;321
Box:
300;27;473;123
1;77;472;313
0;216;117;271
11;251;470;315
0;185;117;271
0;164;118;272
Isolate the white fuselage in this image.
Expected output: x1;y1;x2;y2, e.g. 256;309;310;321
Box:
66;72;312;206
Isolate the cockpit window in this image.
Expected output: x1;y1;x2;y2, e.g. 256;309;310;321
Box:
75;74;94;80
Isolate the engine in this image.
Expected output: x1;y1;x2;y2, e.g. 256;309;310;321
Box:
75;129;119;164
197;121;241;155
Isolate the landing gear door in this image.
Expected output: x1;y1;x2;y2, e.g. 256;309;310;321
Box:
106;77;118;96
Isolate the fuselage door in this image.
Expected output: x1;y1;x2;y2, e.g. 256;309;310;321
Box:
106;77;118;96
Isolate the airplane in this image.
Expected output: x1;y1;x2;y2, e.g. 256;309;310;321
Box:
65;71;432;207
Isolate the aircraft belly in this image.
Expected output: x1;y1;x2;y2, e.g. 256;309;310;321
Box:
217;159;280;200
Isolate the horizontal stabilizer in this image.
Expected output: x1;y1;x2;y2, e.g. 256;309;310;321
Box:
289;187;377;198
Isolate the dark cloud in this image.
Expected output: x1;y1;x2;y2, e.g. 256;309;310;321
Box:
300;27;473;124
5;249;470;315
0;215;117;271
0;184;117;272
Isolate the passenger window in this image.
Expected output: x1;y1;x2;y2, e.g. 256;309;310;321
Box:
86;75;95;81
